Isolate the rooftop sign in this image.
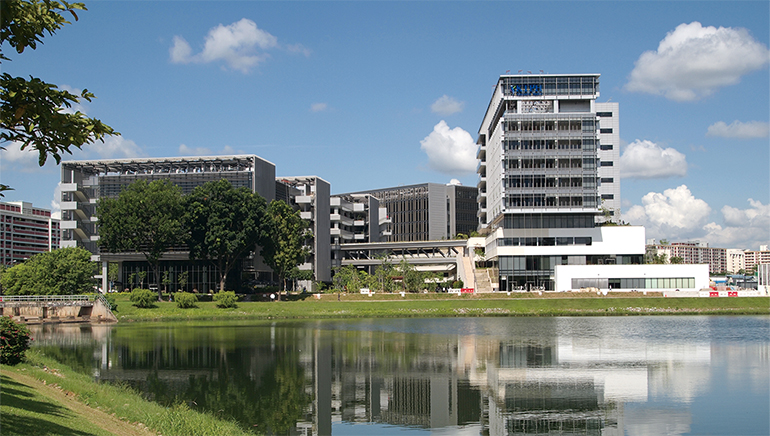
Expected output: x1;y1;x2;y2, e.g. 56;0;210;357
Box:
510;84;542;96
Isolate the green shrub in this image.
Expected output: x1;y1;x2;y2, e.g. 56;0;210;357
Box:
452;280;464;289
130;289;156;308
175;292;198;309
104;294;118;312
213;291;238;308
0;316;32;365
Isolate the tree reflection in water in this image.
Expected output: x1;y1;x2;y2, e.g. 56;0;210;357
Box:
28;317;770;436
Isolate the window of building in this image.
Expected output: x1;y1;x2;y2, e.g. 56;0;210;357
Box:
601;194;614;200
600;128;613;134
600;144;613;150
600;161;614;167
601;177;614;183
596;112;613;117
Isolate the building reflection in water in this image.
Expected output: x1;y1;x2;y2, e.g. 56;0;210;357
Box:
28;317;769;436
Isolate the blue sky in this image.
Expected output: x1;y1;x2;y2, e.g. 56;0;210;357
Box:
1;1;768;249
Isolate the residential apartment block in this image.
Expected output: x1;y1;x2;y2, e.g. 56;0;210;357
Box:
647;241;727;274
744;245;770;273
0;201;59;266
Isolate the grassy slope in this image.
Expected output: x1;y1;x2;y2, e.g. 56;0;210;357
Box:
0;372;117;436
112;293;770;322
1;350;252;436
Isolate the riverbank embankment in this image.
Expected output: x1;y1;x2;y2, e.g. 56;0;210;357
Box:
112;293;770;322
0;350;252;436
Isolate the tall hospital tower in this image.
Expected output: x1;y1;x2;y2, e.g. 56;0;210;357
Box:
477;74;638;291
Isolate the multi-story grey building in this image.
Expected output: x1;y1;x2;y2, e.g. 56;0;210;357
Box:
276;176;332;285
596;102;621;221
329;193;391;269
342;183;478;242
60;155;276;291
477;74;641;291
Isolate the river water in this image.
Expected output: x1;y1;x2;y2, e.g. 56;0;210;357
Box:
30;316;769;435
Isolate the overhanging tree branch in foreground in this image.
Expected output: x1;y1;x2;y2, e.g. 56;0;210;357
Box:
0;0;117;195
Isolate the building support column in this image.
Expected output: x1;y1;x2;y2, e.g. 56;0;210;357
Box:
102;261;108;293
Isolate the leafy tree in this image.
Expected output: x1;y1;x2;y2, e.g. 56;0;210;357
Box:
670;256;684;264
423;271;441;292
399;260;423;292
645;247;668;265
261;200;311;300
161;270;171;292
333;265;361;293
0;0;117;195
178;271;189;292
374;257;396;292
137;270;147;288
0;316;32;365
0;246;95;294
287;267;314;292
97;180;185;300
107;262;118;291
184;180;268;292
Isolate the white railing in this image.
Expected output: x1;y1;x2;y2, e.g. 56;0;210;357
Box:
0;295;90;303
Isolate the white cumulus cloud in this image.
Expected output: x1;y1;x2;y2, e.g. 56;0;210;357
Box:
702;199;770;249
626;22;770;101
86;136;145;160
625;185;711;240
179;144;212;156
178;144;236;156
310;103;328;113
170;18;281;73
51;182;62;220
626;187;770;250
431;95;464;116
706;120;769;139
420;121;477;176
619;140;687;179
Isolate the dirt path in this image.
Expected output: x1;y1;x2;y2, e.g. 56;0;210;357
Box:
1;368;155;436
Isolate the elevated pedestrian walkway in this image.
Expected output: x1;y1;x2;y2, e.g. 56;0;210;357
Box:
0;294;117;324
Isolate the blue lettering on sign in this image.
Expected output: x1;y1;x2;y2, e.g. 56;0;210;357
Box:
510;84;542;96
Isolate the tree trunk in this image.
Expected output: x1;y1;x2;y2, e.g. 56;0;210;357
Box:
151;261;162;301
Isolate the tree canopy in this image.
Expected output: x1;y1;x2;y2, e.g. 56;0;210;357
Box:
261;200;311;297
0;0;117;195
97;180;185;298
0;246;96;295
184;179;268;292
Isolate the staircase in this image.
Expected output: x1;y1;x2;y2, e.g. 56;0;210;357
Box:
474;269;493;293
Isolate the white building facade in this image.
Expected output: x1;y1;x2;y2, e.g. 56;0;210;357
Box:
554;264;710;293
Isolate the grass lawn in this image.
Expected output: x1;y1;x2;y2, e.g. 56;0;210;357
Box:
1;350;252;436
0;372;117;436
110;292;770;322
